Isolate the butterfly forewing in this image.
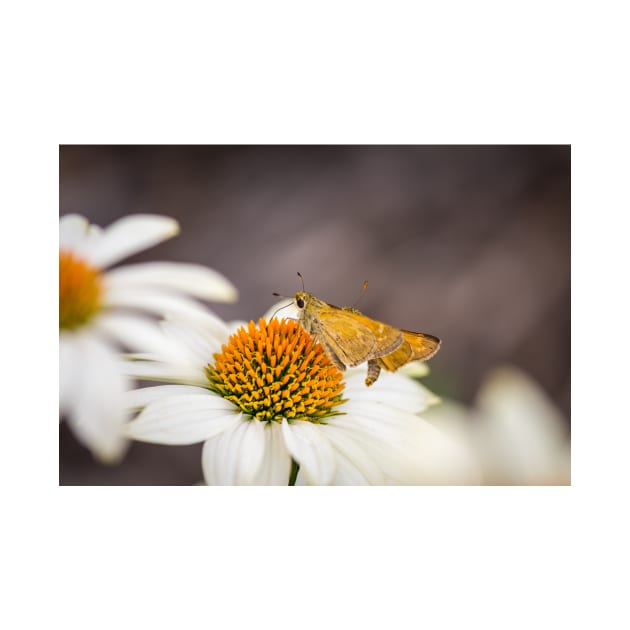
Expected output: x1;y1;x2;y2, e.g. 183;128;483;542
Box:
313;306;403;367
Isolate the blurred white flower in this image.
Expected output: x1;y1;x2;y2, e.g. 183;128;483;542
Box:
124;310;479;485
424;366;570;485
59;213;238;463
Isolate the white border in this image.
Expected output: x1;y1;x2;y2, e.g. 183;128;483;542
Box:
3;1;627;628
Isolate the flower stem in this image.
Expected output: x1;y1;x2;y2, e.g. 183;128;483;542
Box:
289;459;300;486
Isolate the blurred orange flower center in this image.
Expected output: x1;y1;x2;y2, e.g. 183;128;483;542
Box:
206;318;346;422
59;250;103;330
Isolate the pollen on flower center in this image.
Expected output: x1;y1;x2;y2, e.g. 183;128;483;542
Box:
206;318;346;423
59;250;103;330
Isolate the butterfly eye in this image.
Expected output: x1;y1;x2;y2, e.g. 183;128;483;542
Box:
296;297;305;309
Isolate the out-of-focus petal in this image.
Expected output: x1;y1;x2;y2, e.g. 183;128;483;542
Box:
86;214;179;268
62;334;130;463
104;287;213;319
59;334;78;415
476;367;570;484
106;262;238;303
93;313;188;361
59;214;90;251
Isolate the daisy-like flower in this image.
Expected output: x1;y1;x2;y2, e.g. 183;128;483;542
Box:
124;308;479;485
59;213;238;464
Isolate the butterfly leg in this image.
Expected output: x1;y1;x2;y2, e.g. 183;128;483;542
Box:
365;359;381;387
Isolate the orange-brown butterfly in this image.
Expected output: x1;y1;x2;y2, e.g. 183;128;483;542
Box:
275;274;440;386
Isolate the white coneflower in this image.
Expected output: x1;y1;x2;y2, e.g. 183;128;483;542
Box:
59;213;237;463
124;310;479;485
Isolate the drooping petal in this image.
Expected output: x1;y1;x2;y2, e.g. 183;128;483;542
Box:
250;422;292;485
62;333;130;463
281;419;336;485
86;214;179;268
124;394;238;444
105;262;238;303
201;417;267;485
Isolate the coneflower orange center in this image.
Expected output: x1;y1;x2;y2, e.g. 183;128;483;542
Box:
206;318;345;422
59;250;103;330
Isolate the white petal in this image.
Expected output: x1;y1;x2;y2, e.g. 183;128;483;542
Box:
158;315;228;365
125;384;210;410
408;415;482;484
475;367;570;484
59;214;90;251
106;262;238;303
125;394;237;444
281;420;336;485
62;333;130;463
327;411;412;482
250;422;292;485
93;313;189;360
59;334;78;414
122;360;208;386
104;286;216;319
87;214;179;268
322;424;385;485
330;452;372;485
330;400;480;484
423;400;483;481
343;369;437;413
202;417;267;485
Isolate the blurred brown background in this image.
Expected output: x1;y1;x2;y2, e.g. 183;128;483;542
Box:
59;145;570;485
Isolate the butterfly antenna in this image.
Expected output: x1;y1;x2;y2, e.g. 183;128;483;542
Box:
351;280;369;308
269;301;294;320
297;272;305;291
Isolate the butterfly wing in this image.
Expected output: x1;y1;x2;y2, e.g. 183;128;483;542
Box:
312;306;403;368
